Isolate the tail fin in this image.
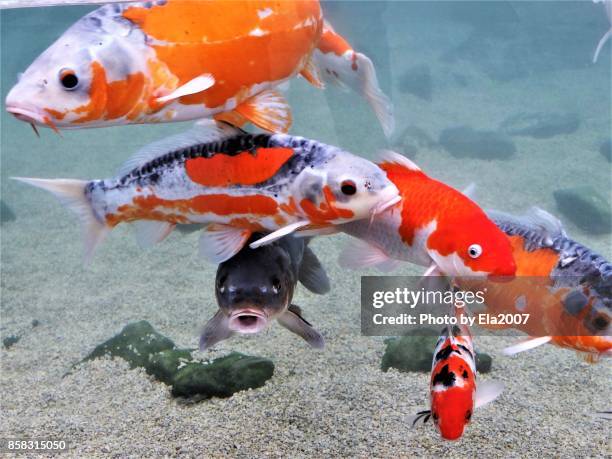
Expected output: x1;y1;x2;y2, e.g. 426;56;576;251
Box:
314;22;395;138
12;177;108;264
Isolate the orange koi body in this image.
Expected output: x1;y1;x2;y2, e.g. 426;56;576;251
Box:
460;209;612;362
6;0;393;135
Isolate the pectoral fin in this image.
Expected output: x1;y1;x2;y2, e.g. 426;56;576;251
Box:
234;89;292;133
156;74;215;104
474;380;504;409
277;304;324;349
249;221;310;249
300;56;325;89
339;237;402;272
199;310;234;351
298;246;331;294
502;336;552;356
133;221;175;248
199;224;251;264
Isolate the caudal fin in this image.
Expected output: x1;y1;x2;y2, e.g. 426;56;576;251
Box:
314;22;395;138
12;177;108;264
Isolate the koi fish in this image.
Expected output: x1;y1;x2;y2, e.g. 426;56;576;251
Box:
5;0;394;136
338;151;517;278
593;0;612;63
474;207;612;363
411;310;504;441
200;234;328;350
12;121;400;264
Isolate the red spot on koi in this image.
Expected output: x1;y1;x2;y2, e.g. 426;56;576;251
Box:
299;185;354;224
185;147;293;187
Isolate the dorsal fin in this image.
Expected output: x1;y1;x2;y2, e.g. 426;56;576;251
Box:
487;207;567;240
376;150;422;171
116;120;244;177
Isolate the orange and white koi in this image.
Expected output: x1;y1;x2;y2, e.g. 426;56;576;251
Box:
5;0;394;136
469;208;612;363
12;121;399;264
339;152;517;279
411;310;504;441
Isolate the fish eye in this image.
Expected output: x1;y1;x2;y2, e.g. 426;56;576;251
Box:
592;315;609;331
217;275;227;293
271;277;282;294
465;410;472;421
468;244;482;259
59;68;79;90
340;180;357;196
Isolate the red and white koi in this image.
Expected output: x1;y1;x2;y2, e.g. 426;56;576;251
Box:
5;0;394;136
339;151;517;278
12;121;399;264
411;310;504;441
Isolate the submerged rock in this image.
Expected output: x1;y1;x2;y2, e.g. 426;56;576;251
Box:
0;200;16;224
3;335;20;349
82;320;175;369
439;126;516;160
392;125;436;158
381;330;438;372
600;139;611;162
553;186;612;235
475;352;493;373
82;322;274;401
146;348;195;385
171;352;274;399
398;65;432;101
381;329;493;373
500;112;580;138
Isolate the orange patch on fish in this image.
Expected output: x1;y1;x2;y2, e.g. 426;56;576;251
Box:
73;61;146;122
299;185;354;224
74;61;108;123
108;193;279;225
105;71;146;119
507;235;559;276
44;108;66;120
185;147;294;187
122;1;322;108
279;196;298;215
317;27;352;56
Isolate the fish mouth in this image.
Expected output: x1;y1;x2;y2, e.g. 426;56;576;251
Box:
228;308;269;334
6;105;61;136
372;194;401;216
369;185;401;225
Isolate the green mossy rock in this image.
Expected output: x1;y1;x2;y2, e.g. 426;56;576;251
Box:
475;352;493;373
553;186;612;235
381;330;493;374
381;330;439;372
83;322;274;401
146;348;195;385
171;352;274;399
83;321;175;369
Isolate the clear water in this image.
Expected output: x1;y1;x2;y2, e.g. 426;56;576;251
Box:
1;2;610;457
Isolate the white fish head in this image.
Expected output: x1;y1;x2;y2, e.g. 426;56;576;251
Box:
5;6;149;131
293;152;399;224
